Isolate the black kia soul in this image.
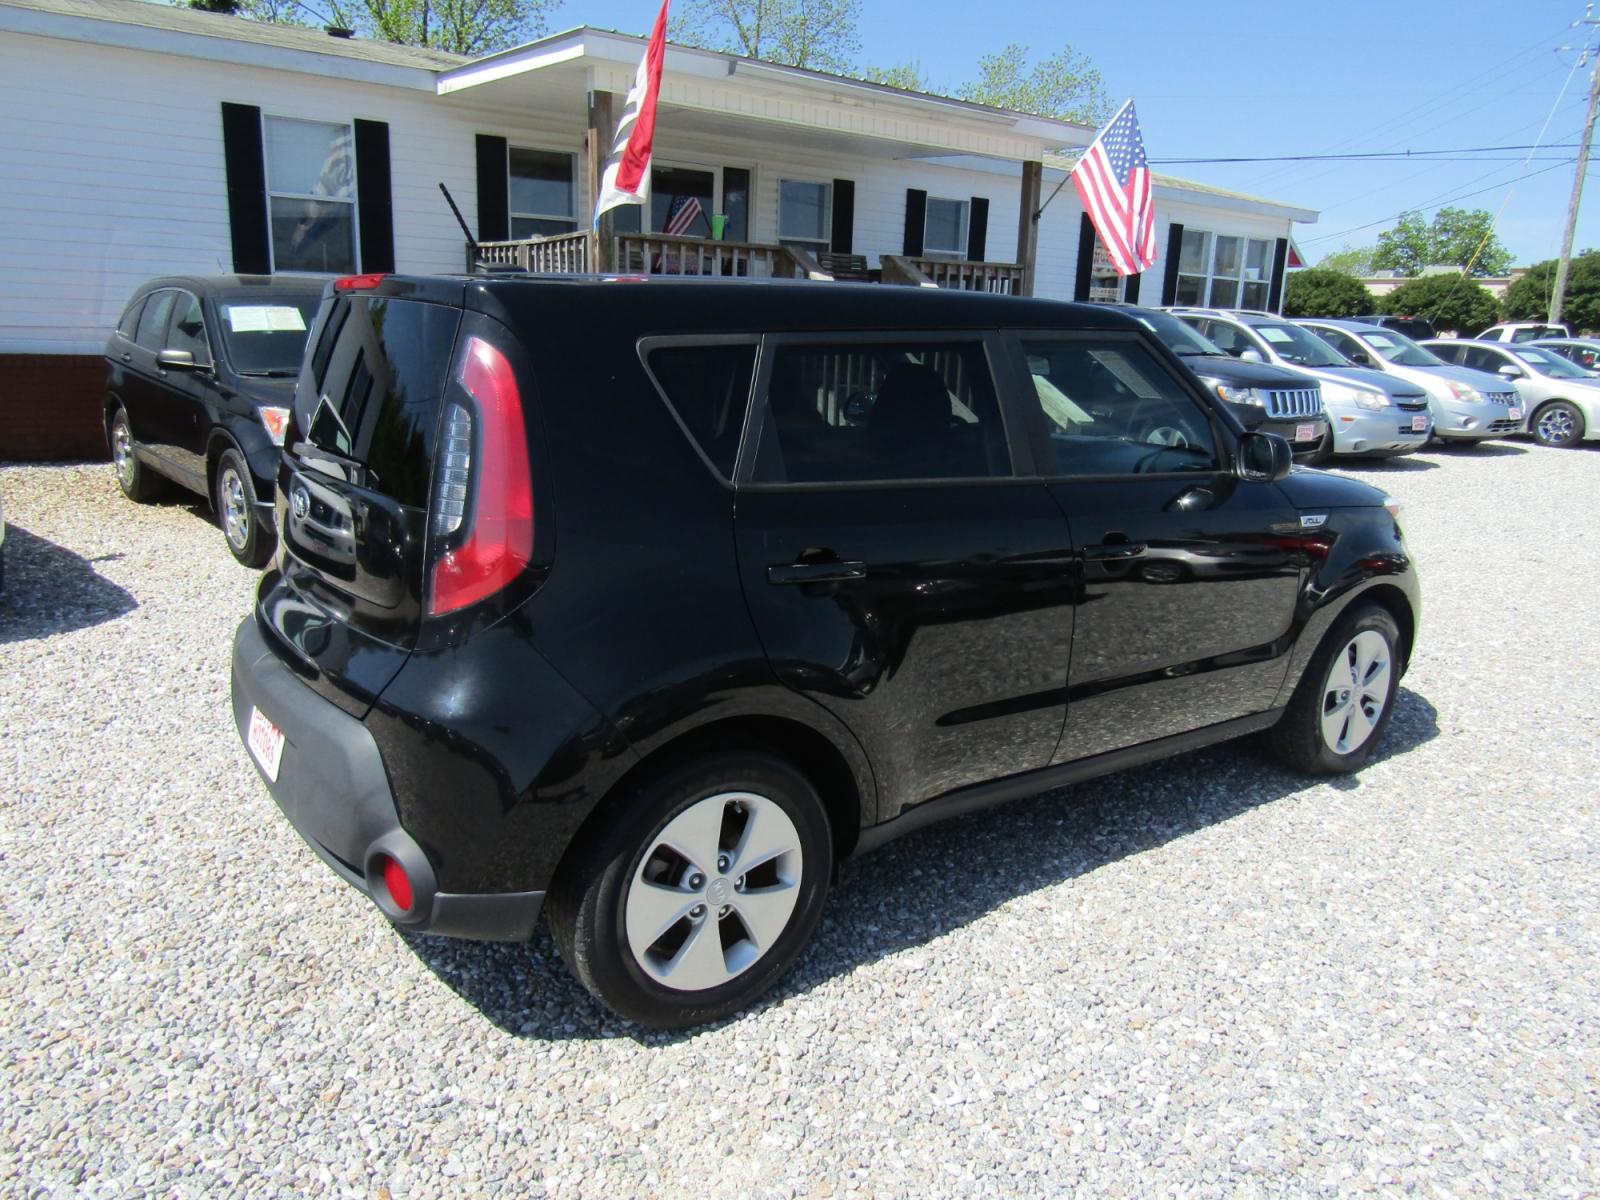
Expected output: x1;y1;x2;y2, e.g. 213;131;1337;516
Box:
232;276;1420;1028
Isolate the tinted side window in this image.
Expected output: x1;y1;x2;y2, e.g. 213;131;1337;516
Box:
168;292;212;366
293;296;460;507
644;342;756;477
752;339;1009;483
1021;338;1218;477
117;297;146;338
134;290;175;352
1318;328;1363;360
1459;346;1500;373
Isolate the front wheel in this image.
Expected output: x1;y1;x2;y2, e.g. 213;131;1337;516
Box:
1530;400;1585;448
214;449;275;568
1267;604;1402;775
548;752;834;1028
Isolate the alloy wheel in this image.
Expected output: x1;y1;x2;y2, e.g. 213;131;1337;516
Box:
623;791;803;992
112;419;135;489
1536;405;1576;445
220;467;249;551
1320;629;1392;755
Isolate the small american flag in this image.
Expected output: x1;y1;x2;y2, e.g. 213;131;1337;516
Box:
1071;100;1157;277
663;195;704;236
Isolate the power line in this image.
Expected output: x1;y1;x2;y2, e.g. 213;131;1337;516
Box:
1152;142;1583;165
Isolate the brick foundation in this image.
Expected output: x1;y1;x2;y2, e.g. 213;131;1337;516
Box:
0;354;109;461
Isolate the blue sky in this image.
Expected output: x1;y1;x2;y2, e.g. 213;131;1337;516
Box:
549;0;1600;268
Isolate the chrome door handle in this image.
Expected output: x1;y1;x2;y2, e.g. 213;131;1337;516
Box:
767;561;867;585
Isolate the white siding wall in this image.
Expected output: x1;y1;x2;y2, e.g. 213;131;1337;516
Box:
0;27;1301;355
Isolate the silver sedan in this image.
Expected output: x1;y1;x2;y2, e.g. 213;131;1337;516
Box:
1422;340;1600;448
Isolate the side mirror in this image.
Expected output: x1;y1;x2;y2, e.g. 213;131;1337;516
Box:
1350;351;1372;366
1237;431;1293;483
157;348;198;371
1497;364;1524;380
1238;348;1264;364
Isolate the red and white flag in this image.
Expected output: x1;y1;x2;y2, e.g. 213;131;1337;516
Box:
1071;99;1157;277
594;0;670;225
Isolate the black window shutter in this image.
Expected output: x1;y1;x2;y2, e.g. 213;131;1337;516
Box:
353;119;394;273
220;103;270;275
830;178;855;254
902;188;927;256
475;134;509;242
1268;236;1290;312
1074;213;1096;302
1124;270;1142;305
967;196;989;262
1160;223;1185;304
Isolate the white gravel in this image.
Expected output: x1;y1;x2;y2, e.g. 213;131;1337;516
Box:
2;444;1598;1198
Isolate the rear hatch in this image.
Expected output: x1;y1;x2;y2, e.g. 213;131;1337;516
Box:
260;279;546;716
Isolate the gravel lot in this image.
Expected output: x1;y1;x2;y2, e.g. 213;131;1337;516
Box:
3;444;1598;1198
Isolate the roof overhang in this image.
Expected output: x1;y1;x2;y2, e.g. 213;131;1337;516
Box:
436;27;1094;164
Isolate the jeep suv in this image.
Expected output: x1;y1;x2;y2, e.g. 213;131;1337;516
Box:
232;276;1421;1028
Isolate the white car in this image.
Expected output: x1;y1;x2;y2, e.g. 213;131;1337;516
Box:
1422;340;1600;448
1478;322;1570;344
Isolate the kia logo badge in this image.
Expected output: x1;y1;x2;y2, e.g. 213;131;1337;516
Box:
291;485;310;520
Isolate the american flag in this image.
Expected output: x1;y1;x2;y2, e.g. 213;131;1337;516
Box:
663;194;704;236
1070;99;1157;277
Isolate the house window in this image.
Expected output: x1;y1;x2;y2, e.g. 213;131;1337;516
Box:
779;180;831;252
1088;234;1125;303
509;147;577;238
1175;230;1276;310
264;116;356;274
923;197;969;258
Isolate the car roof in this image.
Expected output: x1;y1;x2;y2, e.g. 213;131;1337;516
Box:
133;274;328;297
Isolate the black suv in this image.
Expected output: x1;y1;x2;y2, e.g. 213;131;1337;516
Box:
1119;306;1331;462
105;276;323;565
232;276;1420;1028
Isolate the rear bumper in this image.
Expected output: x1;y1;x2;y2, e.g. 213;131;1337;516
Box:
230;615;544;941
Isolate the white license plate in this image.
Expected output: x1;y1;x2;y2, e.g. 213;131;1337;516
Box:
1411;415;1429;432
1509;408;1523;421
247;706;286;783
1295;423;1316;443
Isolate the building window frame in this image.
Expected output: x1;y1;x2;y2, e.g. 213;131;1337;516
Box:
1176;229;1276;310
922;196;970;259
262;113;359;275
778;178;832;253
508;145;579;239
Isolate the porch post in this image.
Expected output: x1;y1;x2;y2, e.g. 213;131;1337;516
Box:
586;89;616;273
1016;159;1043;297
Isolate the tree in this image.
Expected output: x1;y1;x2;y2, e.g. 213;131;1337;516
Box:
180;0;548;53
1379;273;1500;336
1316;244;1377;277
957;43;1109;124
861;61;930;91
671;0;860;73
1372;207;1512;278
1284;269;1376;318
1502;252;1600;332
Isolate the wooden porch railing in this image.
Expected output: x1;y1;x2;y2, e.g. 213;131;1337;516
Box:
613;233;820;279
882;254;1026;295
468;231;591;274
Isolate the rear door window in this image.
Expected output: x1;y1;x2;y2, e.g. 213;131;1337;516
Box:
117;297;146;339
293;296;461;507
133;290;176;352
749;338;1010;483
642;340;757;478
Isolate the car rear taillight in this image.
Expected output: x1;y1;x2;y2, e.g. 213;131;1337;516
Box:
334;273;389;291
427;336;534;616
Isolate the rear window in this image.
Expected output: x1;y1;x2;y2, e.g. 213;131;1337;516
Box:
294;296;460;506
643;341;757;477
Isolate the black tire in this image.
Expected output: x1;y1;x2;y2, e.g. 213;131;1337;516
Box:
547;751;834;1029
109;407;165;503
214;449;275;568
1530;400;1586;448
1267;603;1402;775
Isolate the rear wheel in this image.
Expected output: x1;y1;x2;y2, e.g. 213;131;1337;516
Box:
548;751;833;1028
1268;604;1401;775
109;408;165;502
1530;400;1585;448
215;449;274;568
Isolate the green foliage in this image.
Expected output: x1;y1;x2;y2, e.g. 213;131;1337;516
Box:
1316;244;1377;277
672;0;861;72
179;0;549;53
1502;252;1600;331
861;61;930;91
1379;273;1500;336
957;42;1109;124
1283;269;1376;318
1372;208;1512;278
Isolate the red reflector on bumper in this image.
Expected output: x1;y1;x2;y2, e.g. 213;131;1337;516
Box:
381;855;414;912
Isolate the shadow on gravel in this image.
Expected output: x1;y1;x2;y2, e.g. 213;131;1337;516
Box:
0;526;138;643
408;687;1439;1044
1420;441;1529;458
1328;455;1439;473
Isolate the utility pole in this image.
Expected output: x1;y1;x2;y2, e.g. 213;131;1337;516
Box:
1551;17;1600;326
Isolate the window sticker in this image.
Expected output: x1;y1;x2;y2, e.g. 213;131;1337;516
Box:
225;305;308;334
1257;327;1294;344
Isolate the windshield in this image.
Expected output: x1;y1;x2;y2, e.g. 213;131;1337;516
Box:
1131;309;1226;357
1361;328;1442;367
1512;344;1594;379
217;294;321;375
1251;321;1349;367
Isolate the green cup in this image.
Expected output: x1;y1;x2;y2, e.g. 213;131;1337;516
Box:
710;213;728;241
